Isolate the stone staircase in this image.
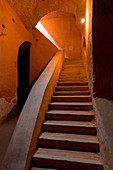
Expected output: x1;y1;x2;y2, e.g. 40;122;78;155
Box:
31;59;103;170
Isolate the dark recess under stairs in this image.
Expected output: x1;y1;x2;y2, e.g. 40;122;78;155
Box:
31;59;104;170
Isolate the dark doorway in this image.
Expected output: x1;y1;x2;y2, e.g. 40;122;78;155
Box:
17;41;31;111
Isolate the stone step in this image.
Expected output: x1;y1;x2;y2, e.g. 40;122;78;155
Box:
60;73;86;77
58;78;88;82
42;120;97;135
64;59;82;62
31;168;57;170
61;67;85;71
46;110;94;121
60;71;86;74
63;60;83;63
62;66;84;70
54;90;90;96
33;148;103;170
38;132;99;153
63;64;84;68
61;67;85;70
57;81;88;86
52;95;91;102
59;75;87;78
49;102;93;111
55;86;89;91
61;69;85;72
60;71;85;75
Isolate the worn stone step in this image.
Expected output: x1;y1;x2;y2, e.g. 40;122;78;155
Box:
55;86;89;91
62;67;84;71
52;95;91;102
63;64;84;68
59;73;87;79
60;71;85;75
46;110;94;121
49;102;93;111
61;67;85;71
60;68;86;75
57;81;88;86
33;148;103;170
61;67;85;70
31;168;57;170
60;72;86;76
60;76;87;79
59;78;88;82
42;120;97;135
60;71;86;74
64;60;83;64
59;77;88;81
38;132;99;153
54;90;90;96
64;59;82;62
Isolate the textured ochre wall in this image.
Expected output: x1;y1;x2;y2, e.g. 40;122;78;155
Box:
0;0;32;121
6;0;86;33
30;28;57;84
0;0;33;102
0;0;57;121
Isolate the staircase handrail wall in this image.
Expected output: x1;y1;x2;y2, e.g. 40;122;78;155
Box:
1;50;64;170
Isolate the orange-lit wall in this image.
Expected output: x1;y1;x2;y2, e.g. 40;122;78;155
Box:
83;0;93;81
0;0;57;121
40;13;82;59
30;28;57;84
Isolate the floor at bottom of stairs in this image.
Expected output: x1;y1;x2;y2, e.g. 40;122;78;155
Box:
0;115;18;167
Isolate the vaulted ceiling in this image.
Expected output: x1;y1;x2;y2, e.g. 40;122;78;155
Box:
7;0;86;32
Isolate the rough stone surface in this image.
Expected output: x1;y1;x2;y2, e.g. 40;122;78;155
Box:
0;95;17;122
7;0;85;33
0;0;57;121
0;115;18;167
93;98;113;170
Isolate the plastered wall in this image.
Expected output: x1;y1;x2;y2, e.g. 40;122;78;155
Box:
0;0;57;122
30;28;57;84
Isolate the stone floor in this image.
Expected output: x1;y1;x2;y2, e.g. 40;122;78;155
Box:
0;115;18;167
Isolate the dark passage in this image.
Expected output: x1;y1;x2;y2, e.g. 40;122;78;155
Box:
17;41;31;111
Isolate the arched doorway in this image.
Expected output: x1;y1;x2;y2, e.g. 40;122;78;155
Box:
17;41;31;111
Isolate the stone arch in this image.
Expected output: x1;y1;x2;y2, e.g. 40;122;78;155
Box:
40;10;76;21
37;10;82;59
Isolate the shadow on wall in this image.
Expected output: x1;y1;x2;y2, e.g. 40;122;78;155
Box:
93;0;113;100
17;41;31;111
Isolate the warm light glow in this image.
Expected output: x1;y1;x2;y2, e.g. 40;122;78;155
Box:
35;22;61;50
81;18;85;24
86;8;89;29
